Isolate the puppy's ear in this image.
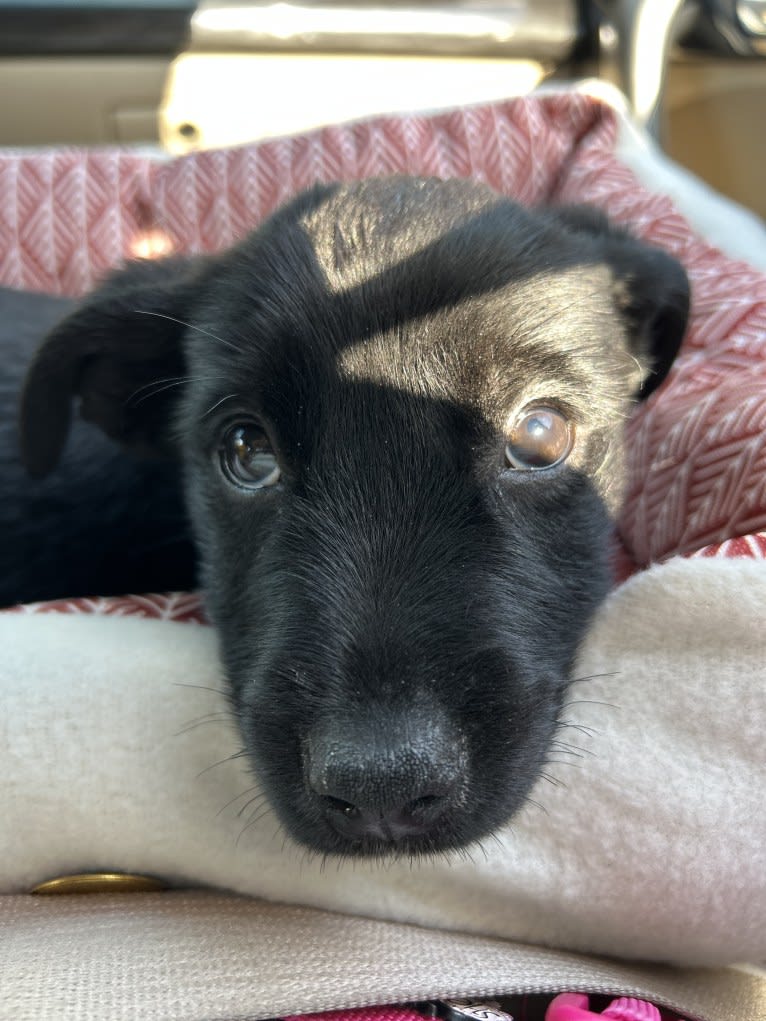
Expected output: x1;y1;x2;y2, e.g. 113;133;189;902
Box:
552;205;690;399
20;257;206;478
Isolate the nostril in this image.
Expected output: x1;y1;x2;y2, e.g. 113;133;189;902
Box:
322;795;360;819
401;793;447;825
406;794;442;813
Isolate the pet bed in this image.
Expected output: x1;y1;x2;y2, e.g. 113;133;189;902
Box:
1;90;765;1021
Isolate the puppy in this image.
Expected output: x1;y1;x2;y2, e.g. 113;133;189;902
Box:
0;288;195;606
9;177;689;857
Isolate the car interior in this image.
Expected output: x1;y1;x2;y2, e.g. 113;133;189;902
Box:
1;0;765;218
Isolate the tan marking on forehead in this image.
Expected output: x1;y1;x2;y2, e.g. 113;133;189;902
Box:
336;328;457;401
301;212;447;297
335;262;624;424
298;178;501;296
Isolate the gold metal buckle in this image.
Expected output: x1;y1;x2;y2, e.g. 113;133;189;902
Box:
30;872;167;895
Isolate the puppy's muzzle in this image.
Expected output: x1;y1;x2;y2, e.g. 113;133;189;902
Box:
305;710;466;844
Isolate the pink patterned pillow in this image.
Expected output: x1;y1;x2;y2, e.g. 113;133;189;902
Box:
1;94;765;573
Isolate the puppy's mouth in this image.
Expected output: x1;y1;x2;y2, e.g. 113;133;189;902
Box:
311;796;464;858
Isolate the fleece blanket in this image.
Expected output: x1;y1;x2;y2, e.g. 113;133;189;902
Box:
2;557;765;968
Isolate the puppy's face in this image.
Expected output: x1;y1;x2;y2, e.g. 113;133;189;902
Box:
21;178;689;856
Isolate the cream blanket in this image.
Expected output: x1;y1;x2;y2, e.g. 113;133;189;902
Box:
2;557;764;968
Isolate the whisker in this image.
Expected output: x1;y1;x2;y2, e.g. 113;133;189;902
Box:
438;848;455;871
236;791;270;819
133;309;247;355
545;757;584;770
201;393;240;419
175;713;232;736
196;749;250;778
549;739;594;759
180;710;230;725
272;820;287;848
474;838;490;863
216;784;264;817
524;796;548;816
565;698;620;711
557;720;599;738
488;830;505;854
538;770;567;790
128;378;196;406
458;844;476;866
127;375;217;407
173;682;229;696
567;671;619;687
127;374;195;404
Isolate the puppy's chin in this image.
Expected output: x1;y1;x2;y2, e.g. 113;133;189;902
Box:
283;813;491;861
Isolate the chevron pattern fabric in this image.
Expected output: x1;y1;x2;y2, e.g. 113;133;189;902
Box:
1;94;764;574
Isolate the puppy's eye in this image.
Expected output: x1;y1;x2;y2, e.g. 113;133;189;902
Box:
505;406;574;471
220;423;281;489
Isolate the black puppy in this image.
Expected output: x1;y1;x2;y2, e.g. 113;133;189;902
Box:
8;177;689;857
1;288;195;605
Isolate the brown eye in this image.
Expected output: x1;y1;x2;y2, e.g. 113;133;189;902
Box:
220;424;281;489
505;406;574;471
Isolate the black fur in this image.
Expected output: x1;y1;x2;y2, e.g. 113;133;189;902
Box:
4;177;690;856
0;286;193;604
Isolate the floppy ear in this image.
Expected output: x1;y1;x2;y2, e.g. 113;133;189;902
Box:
551;205;691;399
20;257;207;478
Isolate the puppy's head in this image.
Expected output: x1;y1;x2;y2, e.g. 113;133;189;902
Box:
21;178;689;856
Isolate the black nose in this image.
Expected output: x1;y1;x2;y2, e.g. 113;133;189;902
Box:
306;714;465;843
